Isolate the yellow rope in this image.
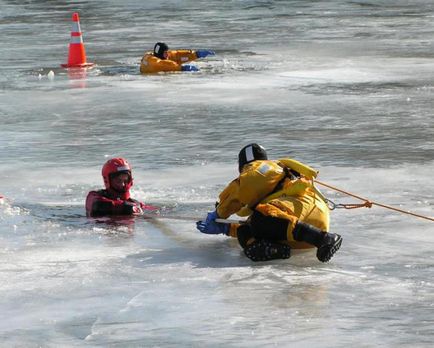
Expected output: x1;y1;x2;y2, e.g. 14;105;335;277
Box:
314;179;434;222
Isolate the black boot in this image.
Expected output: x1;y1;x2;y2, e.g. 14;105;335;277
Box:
293;221;342;262
244;240;291;262
316;233;342;263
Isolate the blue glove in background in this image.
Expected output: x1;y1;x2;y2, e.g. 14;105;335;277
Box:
196;210;229;235
181;64;199;72
196;50;215;58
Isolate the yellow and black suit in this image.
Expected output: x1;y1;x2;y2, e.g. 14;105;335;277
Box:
216;158;330;250
140;50;198;74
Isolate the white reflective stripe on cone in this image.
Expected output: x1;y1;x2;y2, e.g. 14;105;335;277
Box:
70;36;84;44
72;22;81;33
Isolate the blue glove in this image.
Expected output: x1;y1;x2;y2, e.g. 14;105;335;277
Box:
196;49;215;59
196;210;229;235
181;64;199;72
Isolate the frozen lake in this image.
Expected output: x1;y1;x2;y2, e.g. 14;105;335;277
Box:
0;1;433;346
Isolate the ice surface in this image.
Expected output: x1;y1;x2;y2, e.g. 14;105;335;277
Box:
1;1;433;347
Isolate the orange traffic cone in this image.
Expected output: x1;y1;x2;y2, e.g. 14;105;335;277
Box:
61;12;94;68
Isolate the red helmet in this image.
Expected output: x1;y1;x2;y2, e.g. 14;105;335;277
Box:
101;158;133;191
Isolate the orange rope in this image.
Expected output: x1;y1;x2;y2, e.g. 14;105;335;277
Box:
314;179;434;222
336;202;373;209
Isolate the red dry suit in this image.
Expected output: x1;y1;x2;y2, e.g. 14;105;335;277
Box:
85;189;157;217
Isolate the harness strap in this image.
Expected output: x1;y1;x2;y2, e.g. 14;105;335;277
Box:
249;166;293;211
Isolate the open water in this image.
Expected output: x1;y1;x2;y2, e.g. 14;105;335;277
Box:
1;1;433;347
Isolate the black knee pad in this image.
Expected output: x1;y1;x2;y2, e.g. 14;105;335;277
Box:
250;211;289;241
236;224;254;249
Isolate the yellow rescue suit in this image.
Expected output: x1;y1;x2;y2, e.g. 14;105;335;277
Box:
140;50;198;74
216;159;330;249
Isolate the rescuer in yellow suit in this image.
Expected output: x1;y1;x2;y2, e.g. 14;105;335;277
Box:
140;42;215;74
196;144;342;262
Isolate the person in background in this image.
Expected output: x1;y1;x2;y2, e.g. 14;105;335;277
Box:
196;143;342;262
86;158;157;217
140;42;215;74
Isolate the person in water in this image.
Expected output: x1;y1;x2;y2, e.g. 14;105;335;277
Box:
86;157;157;217
196;143;342;262
140;42;215;74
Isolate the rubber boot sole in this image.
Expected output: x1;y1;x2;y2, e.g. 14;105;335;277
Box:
244;240;291;262
317;234;342;262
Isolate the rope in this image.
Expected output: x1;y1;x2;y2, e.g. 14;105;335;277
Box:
326;199;372;210
144;180;433;224
314;179;434;222
141;213;245;224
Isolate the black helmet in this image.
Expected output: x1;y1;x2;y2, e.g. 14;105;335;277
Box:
238;143;268;172
154;42;169;59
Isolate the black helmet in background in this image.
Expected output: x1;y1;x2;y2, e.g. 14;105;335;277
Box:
238;143;268;172
153;42;169;59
